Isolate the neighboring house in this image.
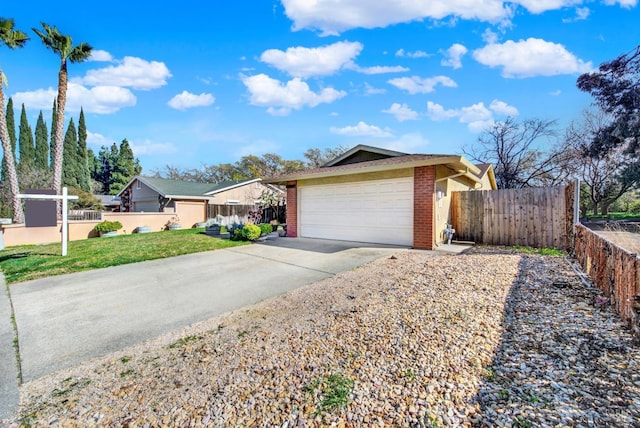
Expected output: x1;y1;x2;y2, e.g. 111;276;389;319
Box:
264;144;496;250
94;194;121;211
117;176;280;226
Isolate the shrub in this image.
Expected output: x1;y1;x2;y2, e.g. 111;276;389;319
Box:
629;200;640;214
93;220;123;234
258;223;273;235
228;223;245;241
242;224;261;241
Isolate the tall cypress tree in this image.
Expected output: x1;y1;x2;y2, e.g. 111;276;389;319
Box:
61;118;79;188
34;111;49;171
49;100;57;171
7;97;16;158
18;103;34;171
109;138;141;194
2;97;17;181
76;108;90;191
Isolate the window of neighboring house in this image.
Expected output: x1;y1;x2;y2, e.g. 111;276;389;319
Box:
226;200;240;205
136;180;141;190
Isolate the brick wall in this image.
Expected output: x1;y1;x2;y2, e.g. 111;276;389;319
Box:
414;166;435;250
286;182;298;238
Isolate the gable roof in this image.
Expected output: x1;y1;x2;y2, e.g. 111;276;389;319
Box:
265;149;482;185
474;163;498;189
324;144;408;167
117;176;265;199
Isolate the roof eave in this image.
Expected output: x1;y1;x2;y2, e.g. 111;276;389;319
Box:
164;195;216;201
265;155;479;184
203;178;262;196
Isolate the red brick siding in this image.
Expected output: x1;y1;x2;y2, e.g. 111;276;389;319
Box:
414;166;435;250
286;181;298;237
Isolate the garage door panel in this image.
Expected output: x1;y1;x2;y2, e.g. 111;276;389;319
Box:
300;178;414;246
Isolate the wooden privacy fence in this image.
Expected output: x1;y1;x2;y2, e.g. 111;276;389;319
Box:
451;183;575;250
574;224;640;339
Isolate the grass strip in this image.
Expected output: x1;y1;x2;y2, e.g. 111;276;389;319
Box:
0;228;248;284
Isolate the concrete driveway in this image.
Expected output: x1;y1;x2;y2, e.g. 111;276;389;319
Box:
9;238;405;384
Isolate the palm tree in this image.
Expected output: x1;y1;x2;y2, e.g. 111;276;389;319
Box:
33;22;92;203
0;18;28;224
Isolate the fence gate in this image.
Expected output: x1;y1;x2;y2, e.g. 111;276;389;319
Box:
451;182;575;250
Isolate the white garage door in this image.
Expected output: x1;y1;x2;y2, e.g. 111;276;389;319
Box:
299;178;413;246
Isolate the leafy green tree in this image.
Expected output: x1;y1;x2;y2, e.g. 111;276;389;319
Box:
67;186;102;210
108;139;141;194
61;118;79;188
18;103;34;171
34;110;48;171
33;22;92;199
576;44;640;208
0;19;28;223
76;108;90;191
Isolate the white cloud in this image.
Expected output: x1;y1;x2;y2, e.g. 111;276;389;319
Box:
129;139;178;156
489;99;519;116
382;103;419;121
396;49;430;58
550;90;562;96
516;0;583;14
242;74;346;115
12;83;137;114
562;7;590;22
89;50;113;62
382;133;430;153
260;41;363;78
473;37;592;78
330;121;393;137
441;43;468;69
281;0;514;35
168;91;215;110
364;82;386;95
388;75;457;94
78;56;172;90
86;131;111;147
482;29;499;44
347;64;409;74
426;99;517;132
603;0;637;7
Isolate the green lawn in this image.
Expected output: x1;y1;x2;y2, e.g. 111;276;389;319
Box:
0;228;248;284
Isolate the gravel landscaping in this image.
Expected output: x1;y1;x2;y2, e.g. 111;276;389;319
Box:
8;246;640;427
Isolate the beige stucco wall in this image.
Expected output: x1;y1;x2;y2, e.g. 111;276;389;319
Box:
0;211;200;248
211;182;273;205
174;201;207;228
298;168;413;187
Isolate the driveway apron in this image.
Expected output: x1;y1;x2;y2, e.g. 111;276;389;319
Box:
10;239;404;384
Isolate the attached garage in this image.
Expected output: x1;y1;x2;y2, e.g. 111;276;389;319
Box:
266;145;496;250
299;177;414;246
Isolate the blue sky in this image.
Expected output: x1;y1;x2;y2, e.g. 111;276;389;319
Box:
2;0;639;173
